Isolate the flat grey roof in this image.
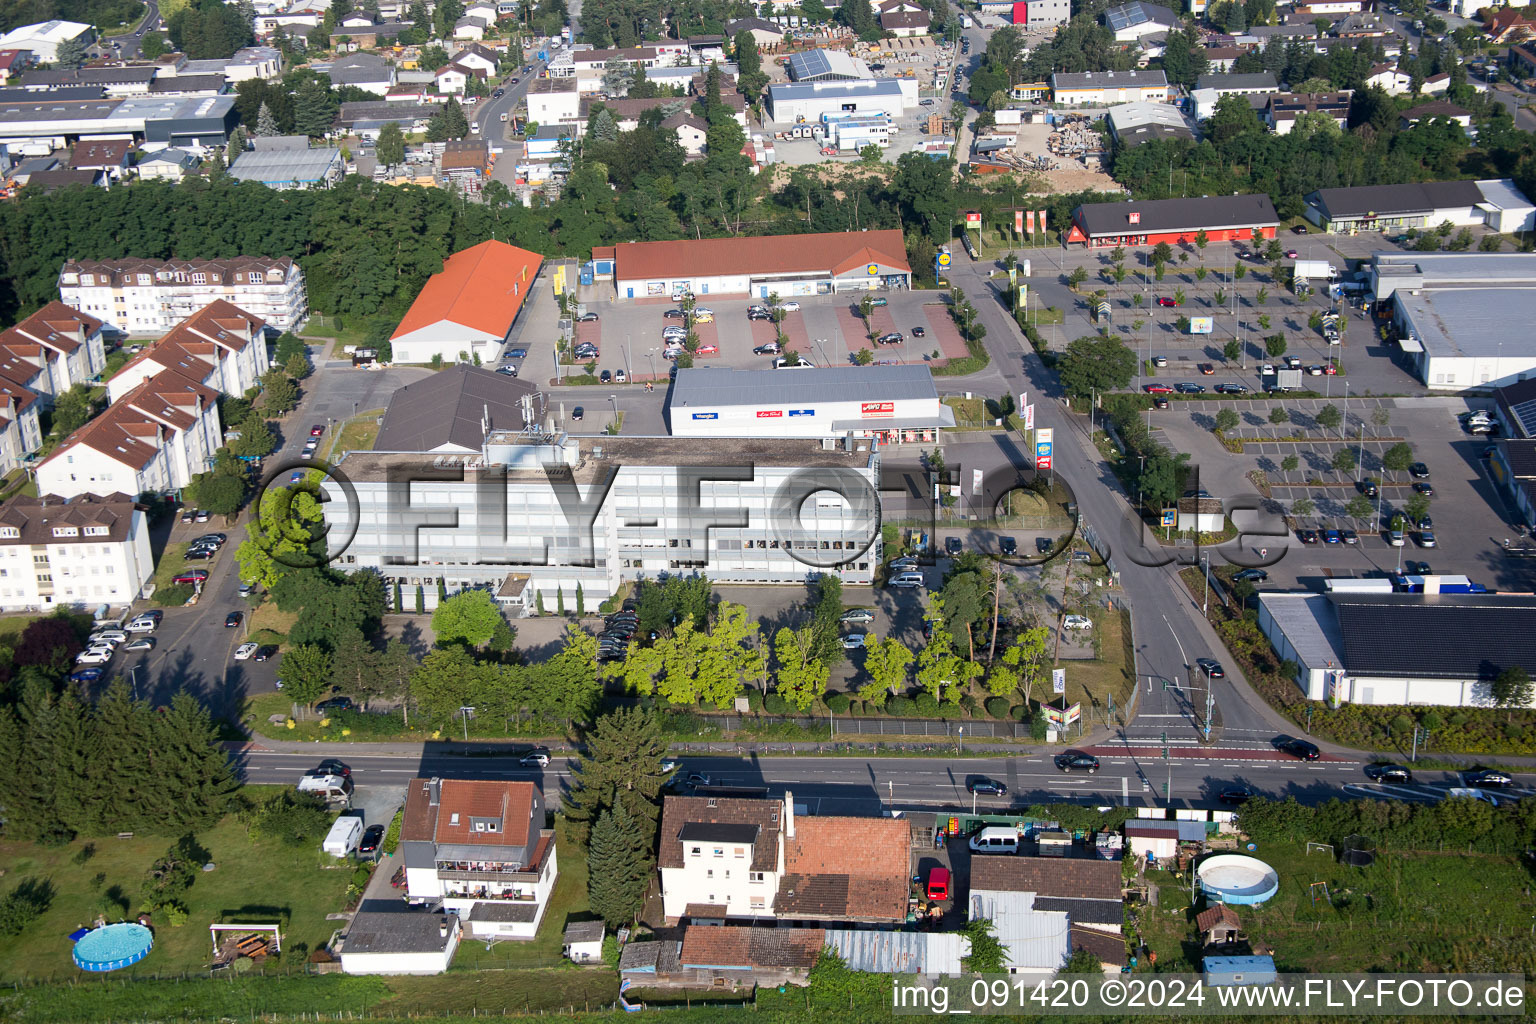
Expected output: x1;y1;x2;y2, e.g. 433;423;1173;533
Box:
1052;69;1167;90
1395;288;1536;359
1370;251;1536;286
1257;592;1345;669
670;365;939;409
345;903;456;955
769;78;902;101
1194;71;1277;91
678;822;760;844
228;148;340;183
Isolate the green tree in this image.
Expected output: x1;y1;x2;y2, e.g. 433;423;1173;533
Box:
236;484;324;590
1057;336;1137;398
1490;666;1533;713
54;35;87;67
1404;492;1431;524
426;97;470;141
376;120;406;169
915;612;979;704
186;470;245;516
1215;408;1239;433
258;372;298;416
292;79;337;138
255;101;279;137
1382;442;1414;474
1264;335;1287;358
227;417;276;458
587;801;650;928
1345;495;1373;520
1068;265;1088;290
1291;497;1315;517
807;574;846;667
282;643;333;711
1272;408;1291;426
1332;447;1356;473
1222;339;1241;363
564;707;668;846
1315;404;1342;431
49;384;95;436
431;589;507;648
772;626;829;711
734;30;768;99
962;918;1007;972
284;351;311;380
857;636;913;706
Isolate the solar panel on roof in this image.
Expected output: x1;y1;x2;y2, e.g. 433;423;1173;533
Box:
1510;398;1536;438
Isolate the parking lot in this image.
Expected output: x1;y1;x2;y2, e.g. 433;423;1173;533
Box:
556;291;970;381
1147;395;1536;593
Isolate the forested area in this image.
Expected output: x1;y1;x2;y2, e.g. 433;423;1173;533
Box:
0;0;142;33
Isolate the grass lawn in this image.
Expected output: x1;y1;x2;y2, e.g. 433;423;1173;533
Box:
0;786;356;983
241;691;564;742
1134;843;1536;976
248;602;299;640
148;542;188;590
0;609;91;643
1058;604;1135;722
325;410;384;461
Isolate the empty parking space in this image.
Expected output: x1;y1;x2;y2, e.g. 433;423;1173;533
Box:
924;304;969;362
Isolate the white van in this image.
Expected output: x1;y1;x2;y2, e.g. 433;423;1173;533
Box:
968;826;1020;854
323;815;363;857
774;357;814;369
298;773;354;805
888;572;925;588
126;616;158;633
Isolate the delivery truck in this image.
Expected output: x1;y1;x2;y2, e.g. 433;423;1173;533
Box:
1293;259;1339;281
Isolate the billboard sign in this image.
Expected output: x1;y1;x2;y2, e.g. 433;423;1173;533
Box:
1189;316;1214;335
1052;668;1066;694
965;211;981;227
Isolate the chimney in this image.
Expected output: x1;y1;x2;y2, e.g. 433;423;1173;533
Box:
784;790;795;840
429;777;442;806
439;918;449;939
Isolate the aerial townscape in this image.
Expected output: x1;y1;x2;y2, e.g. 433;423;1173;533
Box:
1;0;1535;1019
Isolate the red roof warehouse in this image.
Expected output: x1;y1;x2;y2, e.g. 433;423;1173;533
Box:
1066;195;1280;249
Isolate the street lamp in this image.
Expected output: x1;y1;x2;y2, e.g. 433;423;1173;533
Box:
608;393;618;431
646;347;657;382
1201;551;1210;615
957;725;963;756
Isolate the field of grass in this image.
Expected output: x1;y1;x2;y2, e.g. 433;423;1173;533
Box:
248;602;299;641
1135;842;1536;976
0;787;356;983
0;610;91;643
1057;603;1135;722
148;542;189;591
326;410;384;461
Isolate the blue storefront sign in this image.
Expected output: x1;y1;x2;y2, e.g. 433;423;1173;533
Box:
692;412;718;420
788;409;814;417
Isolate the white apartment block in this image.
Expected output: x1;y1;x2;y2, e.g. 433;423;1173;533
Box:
37;370;221;500
660;796;786;922
323;435;881;610
107;300;270;403
399;778;558;940
0;301;109;400
0;492;152;612
59;257;308;335
0;378;43;480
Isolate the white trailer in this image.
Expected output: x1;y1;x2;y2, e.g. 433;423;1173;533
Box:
1293;259;1339;281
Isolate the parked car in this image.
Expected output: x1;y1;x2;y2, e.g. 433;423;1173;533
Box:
868;297;888;307
254;645;278;661
945;536;962;556
358;825;386;855
75;649;112;665
572;406;583;421
172;570;209;584
1214;383;1247;394
575;312;599;322
1156;296;1179;307
615;369;627;383
1417;530;1437;548
912;326;926;337
752;342;781;355
520;751;551;767
1196;657;1225;678
999;537;1017;555
316;696;354;713
1035;537;1053;554
599;370;612;383
876;332;904;345
1153;396;1170;409
1413;482;1435;496
1151;355;1168;367
967;777;1007;796
1324;529;1342;544
779;301;801;312
180;508;197;524
310;424;325;438
840;608;875;625
506;347;528;359
1144;384;1174;394
1198;363;1214;375
841;633;866;649
1055;752;1100;774
696;343;718;355
1341;529;1358;544
195;509;212;522
1062;614;1092;630
1297;529;1318;544
70;667;104;683
234;642;259;660
1175;382;1206;394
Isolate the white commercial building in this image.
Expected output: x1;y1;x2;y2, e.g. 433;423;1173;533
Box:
388;241;542;366
1368;252;1536;390
1051;70;1169;106
766;78;912;124
1304;179;1536;235
324;435;882;607
59;257;307;335
669;366;954;442
526;78;580;129
1257;591;1536;709
0;492;152;612
0;20;92;63
36;370;221;499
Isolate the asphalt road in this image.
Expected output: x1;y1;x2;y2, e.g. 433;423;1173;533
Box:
107;0;161;60
240;749;1536;816
473;54;548;144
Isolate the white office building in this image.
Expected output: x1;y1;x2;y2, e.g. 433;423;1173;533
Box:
766;78;913;124
669;366;954;442
58;257;307;334
0;492;152;612
323;435;882;609
0;20;92;63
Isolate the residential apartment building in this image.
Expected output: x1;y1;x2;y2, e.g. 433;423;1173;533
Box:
1266;92;1352;134
107;300;270;403
0;373;43;479
323;434;882;609
658;793;911;925
58;257;307;334
0;301;108;399
399;777;558;940
0;492;152;612
36;370;221;499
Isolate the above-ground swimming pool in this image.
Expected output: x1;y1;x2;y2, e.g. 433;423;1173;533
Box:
72;923;153;972
1196;854;1280;905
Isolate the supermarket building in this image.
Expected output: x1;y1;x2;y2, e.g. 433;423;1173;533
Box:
1066;195;1280;249
592;229;911;300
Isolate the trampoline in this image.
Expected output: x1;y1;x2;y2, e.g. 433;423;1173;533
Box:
72;923;153;972
1196;854;1280;906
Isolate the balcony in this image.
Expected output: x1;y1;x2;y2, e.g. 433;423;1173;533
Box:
442;886;537;902
436;866;539;884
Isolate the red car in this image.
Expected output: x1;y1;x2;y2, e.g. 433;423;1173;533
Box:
1285;249;1299;259
1156;296;1179;307
1324;363;1338;375
696;343;719;355
1144;383;1175;394
309;424;325;437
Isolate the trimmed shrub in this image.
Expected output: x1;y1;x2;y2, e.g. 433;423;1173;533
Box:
938;701;964;720
763;693;789;715
745;689;764;711
914;693;940;717
887;695;916;716
985;696;1011;719
827;693;852;714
